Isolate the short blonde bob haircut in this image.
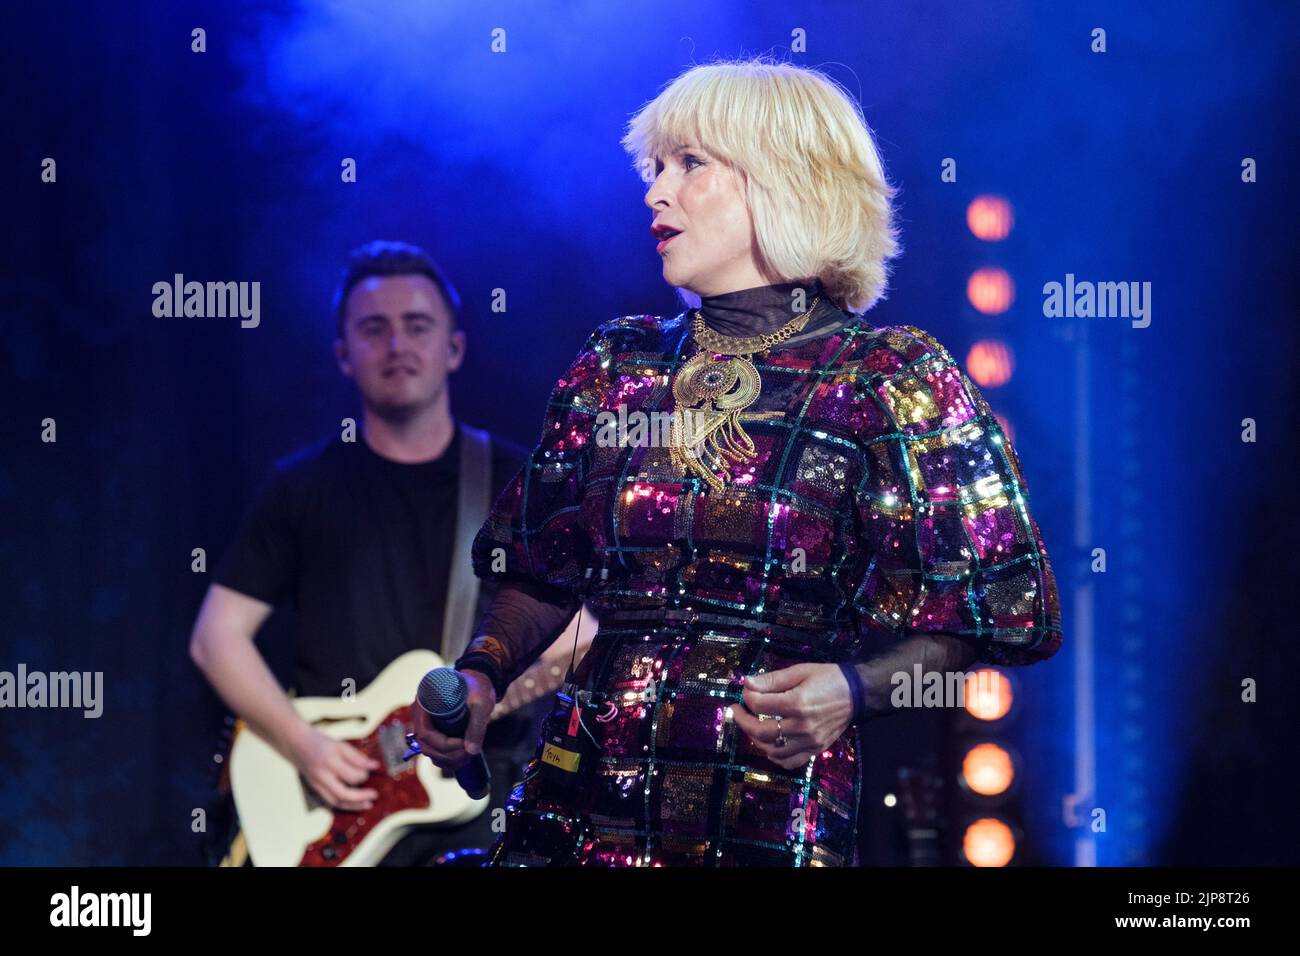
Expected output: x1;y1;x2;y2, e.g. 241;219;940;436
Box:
622;57;901;315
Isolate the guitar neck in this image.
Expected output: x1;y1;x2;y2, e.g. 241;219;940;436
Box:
493;606;596;717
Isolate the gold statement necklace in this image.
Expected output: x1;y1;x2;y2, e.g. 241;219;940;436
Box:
668;295;821;491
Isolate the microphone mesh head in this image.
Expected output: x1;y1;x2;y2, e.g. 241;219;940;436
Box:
418;667;467;718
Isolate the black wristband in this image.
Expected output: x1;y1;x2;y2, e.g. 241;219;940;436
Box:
454;653;508;701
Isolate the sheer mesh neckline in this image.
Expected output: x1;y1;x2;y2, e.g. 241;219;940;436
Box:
695;278;855;349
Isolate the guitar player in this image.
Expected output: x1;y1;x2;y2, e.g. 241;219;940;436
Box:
189;240;588;866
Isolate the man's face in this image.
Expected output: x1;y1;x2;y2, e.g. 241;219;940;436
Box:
334;274;464;419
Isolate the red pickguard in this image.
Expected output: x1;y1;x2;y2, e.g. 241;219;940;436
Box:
298;705;433;866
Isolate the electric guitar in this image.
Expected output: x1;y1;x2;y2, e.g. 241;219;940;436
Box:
228;650;485;867
220;609;597;866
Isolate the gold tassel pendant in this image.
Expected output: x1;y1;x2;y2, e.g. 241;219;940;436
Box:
668;351;762;491
667;295;820;491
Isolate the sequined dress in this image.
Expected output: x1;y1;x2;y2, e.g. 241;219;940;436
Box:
463;295;1062;867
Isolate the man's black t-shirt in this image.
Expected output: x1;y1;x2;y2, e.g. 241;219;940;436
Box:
214;423;537;745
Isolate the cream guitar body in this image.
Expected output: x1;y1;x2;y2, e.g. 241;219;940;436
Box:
228;650;486;867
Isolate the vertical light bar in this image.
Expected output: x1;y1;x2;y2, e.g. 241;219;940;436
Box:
1072;323;1096;867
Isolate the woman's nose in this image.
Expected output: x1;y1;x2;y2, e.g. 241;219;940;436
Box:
644;172;671;209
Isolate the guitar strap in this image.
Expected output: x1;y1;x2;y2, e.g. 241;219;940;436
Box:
440;423;491;663
218;830;249;868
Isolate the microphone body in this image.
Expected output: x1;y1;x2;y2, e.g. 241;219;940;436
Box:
417;667;491;800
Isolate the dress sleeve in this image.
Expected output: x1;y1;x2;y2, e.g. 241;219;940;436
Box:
853;325;1063;667
454;322;613;695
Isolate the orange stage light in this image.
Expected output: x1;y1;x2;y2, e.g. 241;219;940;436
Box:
962;817;1016;867
966;268;1015;314
967;195;1015;241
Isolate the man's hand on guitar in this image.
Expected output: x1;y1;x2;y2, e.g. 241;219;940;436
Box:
291;727;382;812
411;669;497;771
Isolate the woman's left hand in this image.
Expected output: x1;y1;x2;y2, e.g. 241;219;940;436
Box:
734;663;855;770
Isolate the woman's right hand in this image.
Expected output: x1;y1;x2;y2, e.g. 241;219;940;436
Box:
410;669;498;770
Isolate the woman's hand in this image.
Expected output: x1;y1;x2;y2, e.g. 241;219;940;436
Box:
410;669;498;771
734;663;855;770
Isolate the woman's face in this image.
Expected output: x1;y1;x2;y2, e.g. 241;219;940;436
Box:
644;144;772;296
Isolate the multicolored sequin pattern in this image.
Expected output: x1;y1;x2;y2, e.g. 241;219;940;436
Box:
471;313;1063;865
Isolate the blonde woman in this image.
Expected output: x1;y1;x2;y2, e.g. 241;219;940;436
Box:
414;57;1063;866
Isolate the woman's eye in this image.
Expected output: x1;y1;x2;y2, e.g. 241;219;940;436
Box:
683;154;703;170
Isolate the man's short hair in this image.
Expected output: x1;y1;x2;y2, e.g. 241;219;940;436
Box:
332;240;462;337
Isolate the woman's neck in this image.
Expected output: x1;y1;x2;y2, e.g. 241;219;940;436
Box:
696;277;850;343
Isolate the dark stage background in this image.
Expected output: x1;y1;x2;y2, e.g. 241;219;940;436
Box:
2;1;1298;866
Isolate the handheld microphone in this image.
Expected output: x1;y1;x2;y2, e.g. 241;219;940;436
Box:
416;667;491;800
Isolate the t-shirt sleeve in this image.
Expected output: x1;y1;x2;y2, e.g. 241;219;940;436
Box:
213;463;301;607
853;325;1063;667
